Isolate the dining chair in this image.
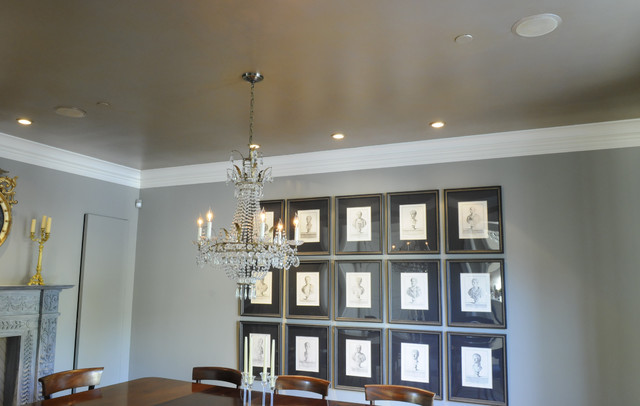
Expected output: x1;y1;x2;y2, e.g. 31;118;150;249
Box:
39;367;104;400
364;384;435;406
274;375;330;399
192;366;243;387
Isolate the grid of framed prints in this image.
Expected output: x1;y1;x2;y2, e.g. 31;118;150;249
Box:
234;187;507;402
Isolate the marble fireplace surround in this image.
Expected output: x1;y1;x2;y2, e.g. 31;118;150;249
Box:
0;285;71;405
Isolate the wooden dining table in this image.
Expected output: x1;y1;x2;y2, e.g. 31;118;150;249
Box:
26;377;366;406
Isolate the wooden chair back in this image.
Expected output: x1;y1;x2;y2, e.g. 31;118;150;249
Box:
39;367;104;400
192;366;243;387
275;375;330;399
364;384;435;406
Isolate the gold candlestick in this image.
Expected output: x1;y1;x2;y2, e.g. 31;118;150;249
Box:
28;217;51;286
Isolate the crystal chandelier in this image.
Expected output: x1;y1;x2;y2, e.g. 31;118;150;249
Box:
195;72;301;299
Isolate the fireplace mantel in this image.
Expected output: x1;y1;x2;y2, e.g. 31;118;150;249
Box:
0;285;72;405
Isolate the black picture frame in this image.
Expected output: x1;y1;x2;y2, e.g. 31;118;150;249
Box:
388;329;442;399
240;267;283;317
286;260;331;319
239;321;282;377
284;324;330;381
387;190;439;254
446;259;506;328
388;260;441;325
334;260;383;322
333;327;383;391
260;199;285;243
335;194;383;254
447;332;508;406
444;186;503;253
287;197;331;255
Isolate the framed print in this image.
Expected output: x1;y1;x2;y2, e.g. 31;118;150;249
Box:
447;333;507;405
239;321;281;376
335;194;383;254
334;261;383;322
388;260;441;325
287;197;331;255
388;330;442;399
260;200;285;244
445;186;503;253
240;267;282;317
334;327;382;390
286;260;330;319
387;190;439;254
284;324;330;380
447;260;506;328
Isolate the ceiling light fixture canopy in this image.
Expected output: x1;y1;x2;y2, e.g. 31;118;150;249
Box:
194;72;301;299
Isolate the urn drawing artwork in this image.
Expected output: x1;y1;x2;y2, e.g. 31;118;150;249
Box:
461;346;492;389
400;272;429;310
251;272;273;305
345;339;371;378
458;201;488;239
298;209;320;243
296;271;320;306
401;342;430;383
295;336;320;373
346;206;372;242
345;272;372;308
399;203;427;241
460;273;491;312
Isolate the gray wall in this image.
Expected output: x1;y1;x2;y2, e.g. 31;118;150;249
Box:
130;147;640;405
0;157;139;376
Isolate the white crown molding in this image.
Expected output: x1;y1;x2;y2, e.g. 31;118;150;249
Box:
1;119;639;189
0;132;141;188
142;118;640;188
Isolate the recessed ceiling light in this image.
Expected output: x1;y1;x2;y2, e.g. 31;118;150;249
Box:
454;34;473;44
331;133;345;140
55;106;87;118
430;121;445;129
512;13;562;38
17;118;32;126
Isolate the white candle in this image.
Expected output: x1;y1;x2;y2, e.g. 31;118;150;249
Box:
244;337;248;374
259;209;266;239
46;217;52;233
271;339;275;374
263;339;267;375
293;213;300;242
248;336;253;375
206;211;213;239
41;215;47;229
276;220;284;243
30;219;36;233
197;217;203;240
